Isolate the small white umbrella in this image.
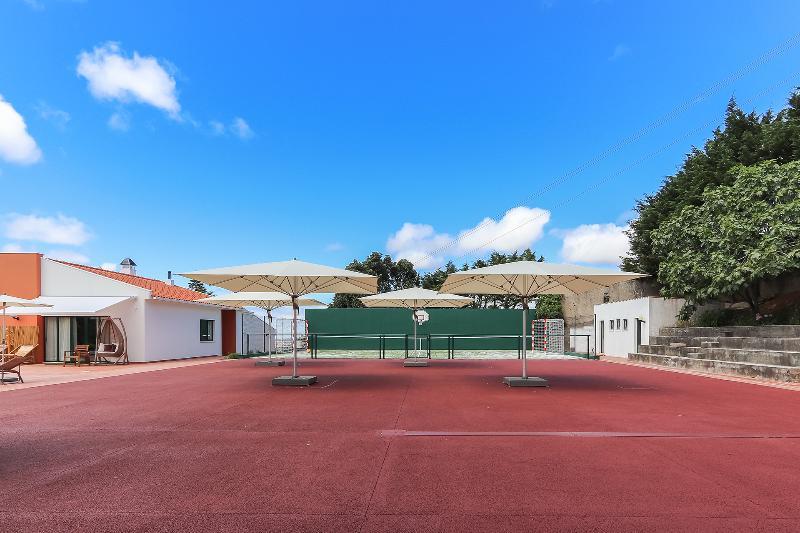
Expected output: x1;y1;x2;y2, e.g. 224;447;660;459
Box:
199;292;326;360
181;260;377;385
360;288;472;364
441;262;646;386
0;295;52;355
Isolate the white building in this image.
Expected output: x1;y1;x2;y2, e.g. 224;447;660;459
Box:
0;253;265;363
593;296;685;357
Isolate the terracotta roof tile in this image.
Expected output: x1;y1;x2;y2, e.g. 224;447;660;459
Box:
55;261;208;302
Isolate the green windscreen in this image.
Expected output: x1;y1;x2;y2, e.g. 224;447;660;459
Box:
306;308;530;350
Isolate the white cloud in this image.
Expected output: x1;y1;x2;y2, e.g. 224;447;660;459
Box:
559;223;630;265
609;44;631;61
77;42;181;118
108;111;130;131
0;95;42;165
231;117;253;139
386;207;551;269
324;242;344;252
2;243;25;253
3;213;91;245
45;249;90;264
35;101;70;130
209;120;226;136
456;207;550;255
100;262;117;271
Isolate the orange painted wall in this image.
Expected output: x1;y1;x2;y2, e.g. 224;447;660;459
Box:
221;309;237;356
0;253;44;362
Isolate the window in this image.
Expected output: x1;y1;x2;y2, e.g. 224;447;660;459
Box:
610;320;615;331
623;319;628;330
200;319;214;342
616;319;621;330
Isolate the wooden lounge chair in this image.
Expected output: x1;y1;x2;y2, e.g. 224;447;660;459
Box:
0;344;36;384
63;344;91;367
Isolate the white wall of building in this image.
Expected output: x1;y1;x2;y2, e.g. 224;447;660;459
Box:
241;311;277;354
41;259;150;298
143;299;223;362
593;297;684;357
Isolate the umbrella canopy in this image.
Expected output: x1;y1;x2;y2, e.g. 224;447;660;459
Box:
0;295;52;354
180;259;377;296
181;260;378;384
0;294;54;310
440;262;646;385
360;287;472;309
199;292;327;310
440;261;646;297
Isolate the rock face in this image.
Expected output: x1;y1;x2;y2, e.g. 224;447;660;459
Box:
628;326;800;382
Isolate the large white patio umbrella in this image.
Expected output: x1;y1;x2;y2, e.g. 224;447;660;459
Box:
0;295;52;355
181;260;378;385
441;262;646;387
360;287;472;367
199;292;326;365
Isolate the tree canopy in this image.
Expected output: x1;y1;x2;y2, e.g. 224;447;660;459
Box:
332;248;563;317
652;160;800;315
623;90;800;278
330;252;419;308
187;279;213;296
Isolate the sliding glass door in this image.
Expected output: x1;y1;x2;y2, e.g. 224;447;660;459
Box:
44;317;98;362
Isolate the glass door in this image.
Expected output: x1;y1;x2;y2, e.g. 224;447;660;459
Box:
44;316;80;363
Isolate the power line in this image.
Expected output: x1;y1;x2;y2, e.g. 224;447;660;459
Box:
417;31;800;265
441;70;800;265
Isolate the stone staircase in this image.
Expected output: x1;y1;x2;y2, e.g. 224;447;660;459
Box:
628;325;800;382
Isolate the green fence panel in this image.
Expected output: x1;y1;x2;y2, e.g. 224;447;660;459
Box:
306;308;530;351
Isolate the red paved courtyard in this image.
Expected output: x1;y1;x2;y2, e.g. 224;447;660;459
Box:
3;358;800;532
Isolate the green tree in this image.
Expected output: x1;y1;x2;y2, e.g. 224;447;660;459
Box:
187;279;214;295
330;252;420;307
420;261;457;290
534;295;563;319
623;90;800;277
652;160;800;316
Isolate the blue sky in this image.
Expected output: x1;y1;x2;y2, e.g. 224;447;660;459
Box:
2;0;800;286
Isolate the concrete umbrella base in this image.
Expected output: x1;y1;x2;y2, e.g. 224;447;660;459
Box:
272;375;318;386
503;376;549;387
255;360;286;367
403;359;429;367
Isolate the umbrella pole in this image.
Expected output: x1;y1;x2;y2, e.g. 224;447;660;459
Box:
413;308;418;359
521;298;528;379
291;297;299;378
2;307;5;355
267;310;272;359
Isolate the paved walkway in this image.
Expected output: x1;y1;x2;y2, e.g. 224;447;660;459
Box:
0;357;223;391
2;357;800;532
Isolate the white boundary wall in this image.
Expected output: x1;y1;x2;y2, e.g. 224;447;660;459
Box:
594;297;684;357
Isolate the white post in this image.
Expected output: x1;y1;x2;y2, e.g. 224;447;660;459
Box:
2;307;6;355
412;308;418;358
291;297;299;378
267;310;272;358
521;297;528;379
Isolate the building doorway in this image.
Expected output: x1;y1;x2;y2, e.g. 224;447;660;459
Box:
44;316;98;363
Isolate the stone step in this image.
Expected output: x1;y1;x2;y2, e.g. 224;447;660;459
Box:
649;335;714;346
700;341;720;348
628;352;800;382
715;337;800;352
638;344;696;357
660;325;800;339
702;347;800;367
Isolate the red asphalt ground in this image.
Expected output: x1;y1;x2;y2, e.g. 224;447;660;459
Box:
3;358;800;532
